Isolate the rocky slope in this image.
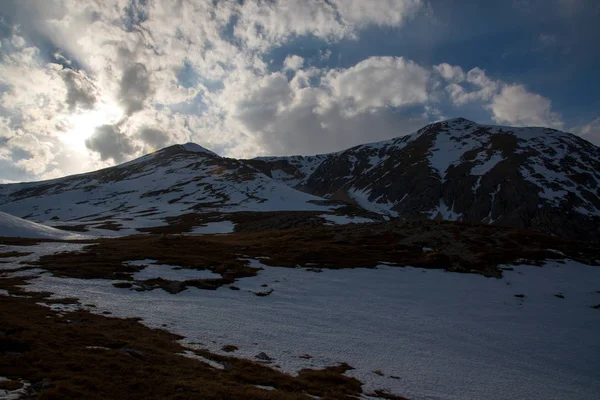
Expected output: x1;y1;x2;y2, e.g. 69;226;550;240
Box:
247;118;600;241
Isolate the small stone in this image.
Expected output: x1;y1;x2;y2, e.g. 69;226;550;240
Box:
121;348;145;359
255;352;272;361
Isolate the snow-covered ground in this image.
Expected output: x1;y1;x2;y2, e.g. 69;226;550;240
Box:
189;221;236;234
0;211;85;240
2;244;598;400
0;376;32;400
127;260;222;281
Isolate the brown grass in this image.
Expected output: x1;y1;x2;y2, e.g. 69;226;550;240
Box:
30;219;599;294
0;251;33;258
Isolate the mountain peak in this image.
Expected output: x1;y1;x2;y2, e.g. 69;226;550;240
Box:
444;117;477;125
180;142;215;154
157;142;217;157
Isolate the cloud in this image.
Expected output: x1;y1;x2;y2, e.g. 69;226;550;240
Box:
332;0;424;28
434;63;466;83
323;57;430;115
119;63;152;116
7;133;54;175
233;0;424;50
138;127;170;150
213;57;431;156
488;84;563;128
445;67;498;106
571;117;600;145
283;55;304;71
85;124;138;163
61;68;98;112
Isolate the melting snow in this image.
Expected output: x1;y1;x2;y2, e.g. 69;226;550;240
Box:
320;214;375;225
189;221;236;234
179;350;225;370
132;264;221;281
470;151;504;175
429;127;480;183
0;377;32;400
22;256;600;400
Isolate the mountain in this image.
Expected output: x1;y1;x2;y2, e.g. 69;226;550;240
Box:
247;118;600;241
1;119;598;240
0;143;349;236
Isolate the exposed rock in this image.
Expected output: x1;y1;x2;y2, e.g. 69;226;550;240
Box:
255;352;272;361
250;119;600;241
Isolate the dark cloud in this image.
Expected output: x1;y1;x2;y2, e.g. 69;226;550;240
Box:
61;69;98;112
119;63;152;116
255;103;429;156
85;124;138;163
124;0;151;32
139;127;170;149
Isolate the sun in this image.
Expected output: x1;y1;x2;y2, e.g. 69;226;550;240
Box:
62;101;124;150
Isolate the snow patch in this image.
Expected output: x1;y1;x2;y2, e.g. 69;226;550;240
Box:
0;377;32;400
189;221;236;234
0;211;85;240
132;264;221;281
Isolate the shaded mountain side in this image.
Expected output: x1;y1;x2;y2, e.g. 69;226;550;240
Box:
247;118;600;241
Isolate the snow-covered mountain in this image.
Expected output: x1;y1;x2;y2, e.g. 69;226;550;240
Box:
1;119;599;240
248;118;600;241
0;143;340;235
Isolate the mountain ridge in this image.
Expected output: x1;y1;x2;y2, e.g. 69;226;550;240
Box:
1;118;599;240
247;118;600;240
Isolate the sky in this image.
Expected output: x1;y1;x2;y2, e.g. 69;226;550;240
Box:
0;0;599;183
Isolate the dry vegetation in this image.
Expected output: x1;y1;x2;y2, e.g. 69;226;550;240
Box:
26;219;599;292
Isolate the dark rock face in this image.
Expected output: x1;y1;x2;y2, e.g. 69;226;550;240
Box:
249;118;600;241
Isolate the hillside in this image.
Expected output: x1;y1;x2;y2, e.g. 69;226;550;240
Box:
247;118;600;240
0;143;349;236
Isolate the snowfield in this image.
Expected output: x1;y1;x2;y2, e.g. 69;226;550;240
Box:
2;244;598;400
0;211;85;240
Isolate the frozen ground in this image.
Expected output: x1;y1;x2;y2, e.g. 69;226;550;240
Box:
320;214;375;225
189;221;236;234
128;260;222;281
1;245;596;400
0;376;32;400
0;212;85;240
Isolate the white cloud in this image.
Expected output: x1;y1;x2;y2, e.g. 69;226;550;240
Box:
323;57;430;115
7;133;54;175
208;56;431;156
571;117;600;145
445;67;498;106
434;63;466;83
332;0;424;28
233;0;423;50
489;84;563;128
283;55;305;71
